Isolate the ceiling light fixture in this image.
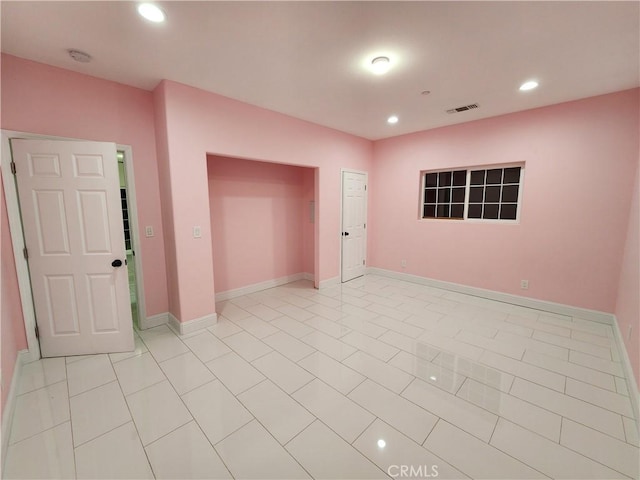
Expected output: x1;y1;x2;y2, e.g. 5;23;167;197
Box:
519;80;539;91
68;49;92;63
370;56;391;75
377;439;386;449
387;115;399;124
137;3;166;23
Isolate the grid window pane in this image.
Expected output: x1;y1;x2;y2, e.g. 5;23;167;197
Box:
468;204;482;218
503;167;521;184
451;204;464;218
452;187;465;203
453;170;467;186
437;204;450;217
423;204;436;218
470;187;484;203
500;204;517;220
483;204;499;219
486;169;502;184
470;170;485;185
438;188;451;203
438;171;452;186
425;189;437;203
502;185;519;202
425;173;438;187
485;186;501;203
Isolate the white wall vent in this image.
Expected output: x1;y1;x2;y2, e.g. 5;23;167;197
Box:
446;103;479;114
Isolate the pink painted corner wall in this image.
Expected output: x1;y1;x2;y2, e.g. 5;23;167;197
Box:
1;175;27;413
370;89;639;313
208;155;314;293
615;161;640;387
1;54;168;318
302;168;316;275
153;80;371;322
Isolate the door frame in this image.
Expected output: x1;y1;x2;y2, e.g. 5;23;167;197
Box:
1;130;146;361
339;168;368;283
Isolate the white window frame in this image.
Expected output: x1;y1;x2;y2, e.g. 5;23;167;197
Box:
419;163;525;224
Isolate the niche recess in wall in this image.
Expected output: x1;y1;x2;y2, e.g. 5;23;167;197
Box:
207;155;316;295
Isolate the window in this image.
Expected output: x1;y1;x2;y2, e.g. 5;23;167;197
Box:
421;165;523;221
423;170;466;219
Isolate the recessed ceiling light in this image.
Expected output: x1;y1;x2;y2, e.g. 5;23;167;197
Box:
377;439;386;449
519;80;539;91
68;49;92;63
429;375;437;381
137;3;166;23
387;115;399;124
370;56;391;75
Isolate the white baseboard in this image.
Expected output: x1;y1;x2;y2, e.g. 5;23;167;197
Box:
168;312;218;336
215;273;311;302
612;315;640;437
140;312;169;330
302;272;314;282
319;276;340;289
2;349;29;470
366;267;614;325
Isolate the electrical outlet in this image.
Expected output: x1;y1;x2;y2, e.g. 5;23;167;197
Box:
145;226;154;237
627;325;633;341
193;226;202;238
520;280;529;290
401;259;407;268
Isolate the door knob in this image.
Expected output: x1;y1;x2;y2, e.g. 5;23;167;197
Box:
342;232;350;236
111;259;123;267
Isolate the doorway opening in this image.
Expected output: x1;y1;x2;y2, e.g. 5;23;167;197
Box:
118;150;140;328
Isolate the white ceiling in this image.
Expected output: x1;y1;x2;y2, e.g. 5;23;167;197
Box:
2;1;639;140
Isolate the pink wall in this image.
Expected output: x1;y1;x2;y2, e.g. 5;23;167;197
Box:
1;54;168;318
153;80;371;322
1;176;28;413
208;156;314;293
302;168;316;275
370;89;639;313
615;161;640;386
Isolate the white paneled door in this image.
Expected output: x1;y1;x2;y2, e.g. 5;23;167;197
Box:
341;171;367;282
11;139;133;357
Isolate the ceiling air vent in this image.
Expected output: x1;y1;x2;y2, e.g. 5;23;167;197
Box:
446;103;479;114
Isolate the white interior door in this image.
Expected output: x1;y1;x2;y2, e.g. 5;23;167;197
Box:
11;139;133;357
341;171;367;282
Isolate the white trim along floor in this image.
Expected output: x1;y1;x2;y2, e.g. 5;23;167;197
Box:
3;275;639;479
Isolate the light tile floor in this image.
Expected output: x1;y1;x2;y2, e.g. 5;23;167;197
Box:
3;275;639;479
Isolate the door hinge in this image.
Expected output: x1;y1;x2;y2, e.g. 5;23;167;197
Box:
363;259;365;265
10;161;16;175
364;185;367;191
35;324;39;339
364;223;366;229
23;247;28;260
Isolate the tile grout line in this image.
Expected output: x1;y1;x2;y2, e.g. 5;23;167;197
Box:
64;360;78;480
108;354;158;478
